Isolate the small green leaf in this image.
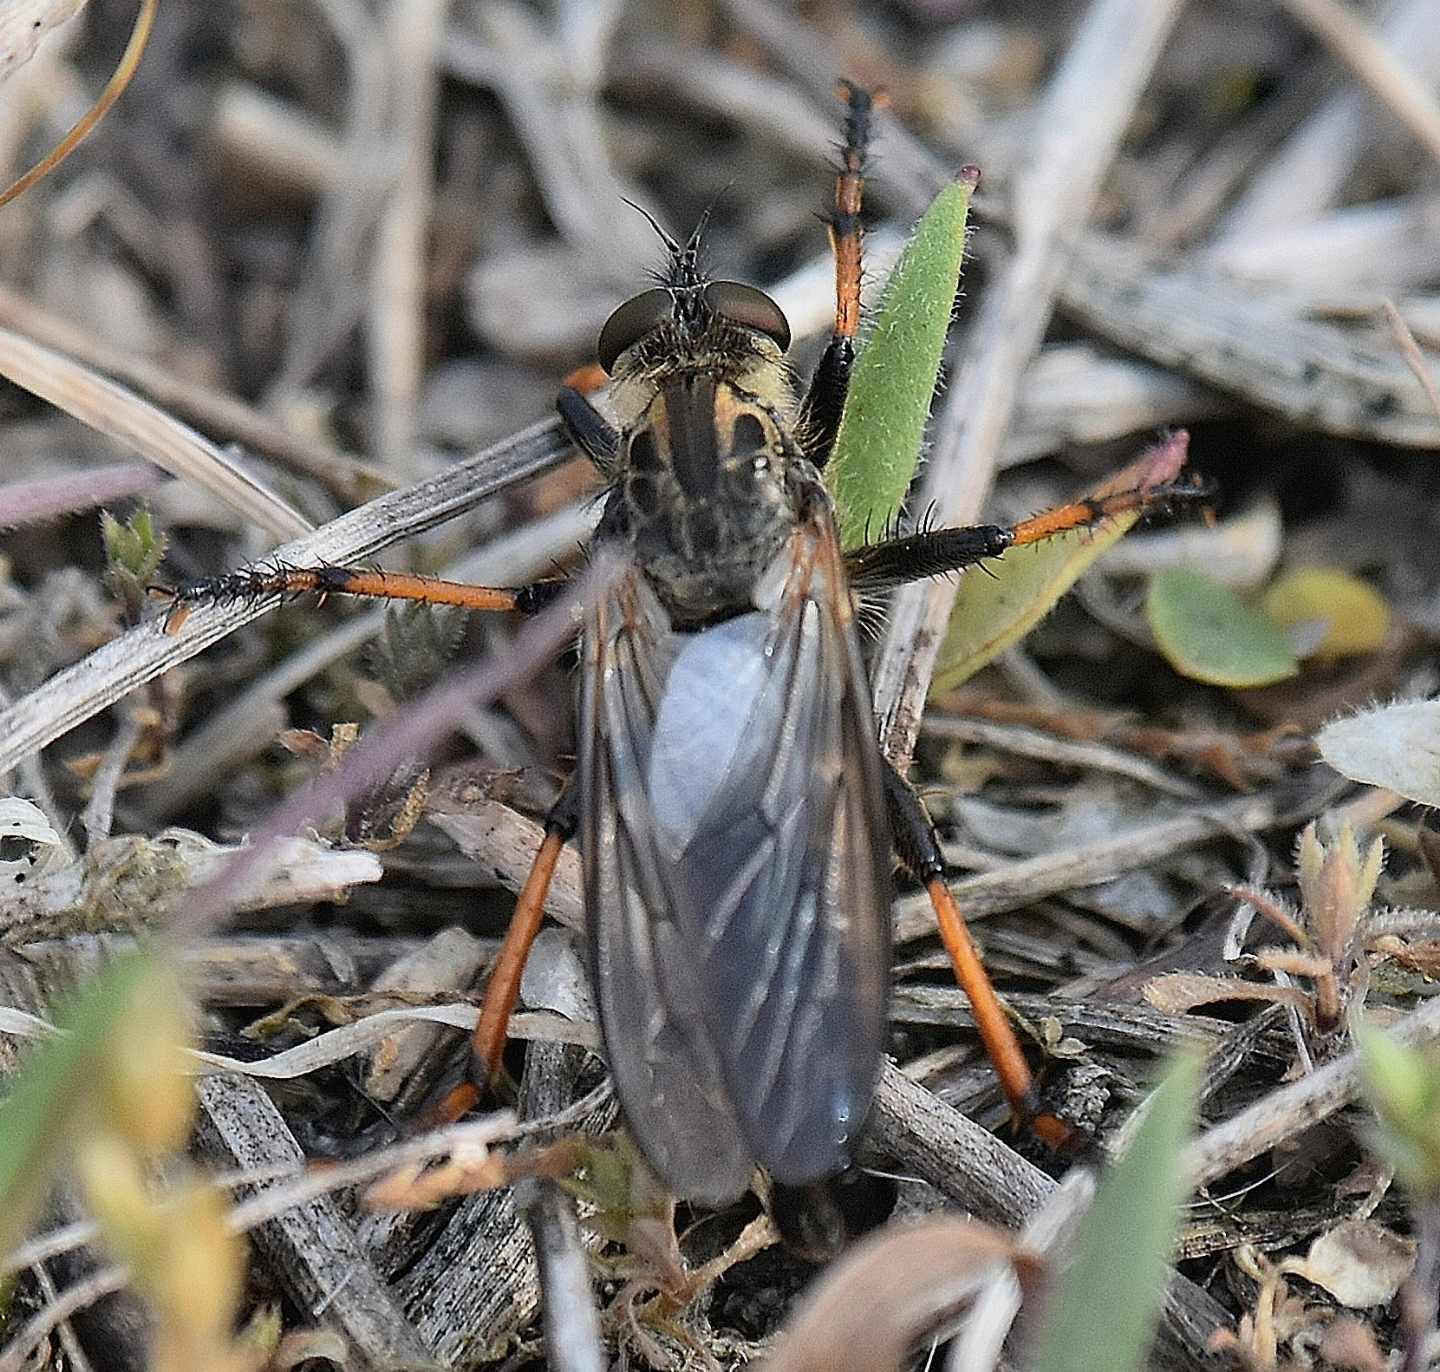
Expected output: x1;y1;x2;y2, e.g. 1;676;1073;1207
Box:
826;172;976;548
101;504;167;616
1147;568;1299;687
932;434;1190;691
1260;567;1391;661
0;952;161;1255
1030;1052;1200;1372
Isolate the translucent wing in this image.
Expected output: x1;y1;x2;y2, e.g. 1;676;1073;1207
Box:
581;517;890;1205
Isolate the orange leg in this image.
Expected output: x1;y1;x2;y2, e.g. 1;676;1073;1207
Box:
799;80;887;466
827;79;881;344
152;564;563;633
847;433;1207;593
884;764;1075;1148
472;827;567;1084
925;878;1072;1149
422;823;570;1128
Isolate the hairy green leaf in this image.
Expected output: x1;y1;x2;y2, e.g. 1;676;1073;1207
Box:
826;172;976;548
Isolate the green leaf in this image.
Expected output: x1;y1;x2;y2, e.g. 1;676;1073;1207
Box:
1147;568;1299;687
1031;1052;1200;1372
0;952;163;1255
1356;1020;1440;1201
932;434;1190;691
826;172;976;549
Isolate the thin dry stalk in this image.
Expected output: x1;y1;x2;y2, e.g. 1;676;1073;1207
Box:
868;0;1187;765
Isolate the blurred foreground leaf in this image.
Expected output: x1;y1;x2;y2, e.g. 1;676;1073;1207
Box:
1316;698;1440;808
1357;1020;1440;1200
1147;568;1298;687
1260;567;1390;661
1030;1052;1199;1372
933;433;1190;691
0;951;159;1255
827;171;977;548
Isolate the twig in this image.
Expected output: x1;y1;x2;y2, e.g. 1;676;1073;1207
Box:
1062;232;1440;448
366;0;446;467
893;781;1326;940
270;0;392;410
78;714;141;850
0;284;377;500
920;716;1203;799
1220;0;1440;234
1384;299;1440;428
0;327;311;541
29;1259;97;1372
1185;992;1440;1188
1277;0;1440;166
517;1180;605;1372
195;1073;434;1368
867;1065;1226;1372
0;414;570;777
0;1266;130;1372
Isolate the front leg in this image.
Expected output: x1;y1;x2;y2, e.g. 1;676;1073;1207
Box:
796;81;874;468
557;384;620;478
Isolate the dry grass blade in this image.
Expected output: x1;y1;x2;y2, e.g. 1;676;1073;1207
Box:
870;0;1186;764
0;284;377;498
1278;0;1440;165
1384;299;1440;426
762;1217;1033;1372
0;463;162;528
0;0;154;209
0;415;569;776
0;326;310;539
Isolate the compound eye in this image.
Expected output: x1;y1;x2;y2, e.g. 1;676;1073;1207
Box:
704;281;791;353
597;289;672;372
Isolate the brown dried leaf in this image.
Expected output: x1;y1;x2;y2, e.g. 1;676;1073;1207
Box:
1252;948;1331;980
1293;1219;1415;1309
1143;973;1312;1016
762;1217;1031;1372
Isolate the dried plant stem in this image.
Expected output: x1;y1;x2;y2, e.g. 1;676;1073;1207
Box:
517;1181;605;1372
1186;993;1440;1188
0;416;569;777
869;0;1186;766
1277;0;1440;165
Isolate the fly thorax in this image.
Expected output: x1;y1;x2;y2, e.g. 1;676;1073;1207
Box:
619;376;797;622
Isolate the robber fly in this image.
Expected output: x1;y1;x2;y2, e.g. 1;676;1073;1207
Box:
163;84;1197;1205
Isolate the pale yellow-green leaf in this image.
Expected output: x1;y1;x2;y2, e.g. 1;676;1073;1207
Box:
933;435;1190;691
1260;567;1391;661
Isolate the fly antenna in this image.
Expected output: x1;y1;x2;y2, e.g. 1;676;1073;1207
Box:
621;198;682;256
